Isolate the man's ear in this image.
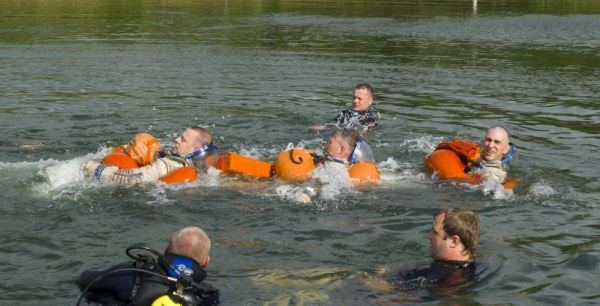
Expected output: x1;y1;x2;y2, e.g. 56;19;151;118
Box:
202;256;210;268
449;235;461;249
502;144;511;155
339;144;347;156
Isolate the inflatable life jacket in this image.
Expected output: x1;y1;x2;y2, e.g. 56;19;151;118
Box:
211;147;380;185
216;152;275;178
275;148;381;184
425;139;518;189
100;133;198;184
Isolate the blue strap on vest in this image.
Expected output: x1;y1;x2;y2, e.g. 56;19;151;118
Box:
167;256;195;278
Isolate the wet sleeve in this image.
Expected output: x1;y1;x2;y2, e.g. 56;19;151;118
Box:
96;158;183;184
334;110;346;124
360;111;378;127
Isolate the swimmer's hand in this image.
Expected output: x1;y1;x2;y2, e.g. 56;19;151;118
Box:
362;271;393;292
82;160;101;177
309;124;327;131
295;187;317;204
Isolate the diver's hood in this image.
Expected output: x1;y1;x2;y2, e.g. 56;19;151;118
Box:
349;139;374;164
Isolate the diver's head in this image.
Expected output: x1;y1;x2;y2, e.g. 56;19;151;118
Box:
326;129;359;161
481;125;510;161
352;83;374;112
166;226;211;268
175;126;213;156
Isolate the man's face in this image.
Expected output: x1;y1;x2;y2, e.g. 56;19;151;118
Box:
175;128;202;156
352;88;373;112
428;213;450;260
326;136;347;160
481;127;510;161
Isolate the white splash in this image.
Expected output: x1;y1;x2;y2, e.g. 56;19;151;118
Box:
377;157;427;184
42;150;108;189
399;135;444;153
528;180;557;196
480;177;514;200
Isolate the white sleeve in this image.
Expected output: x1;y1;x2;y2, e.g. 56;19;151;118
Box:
96;157;184;185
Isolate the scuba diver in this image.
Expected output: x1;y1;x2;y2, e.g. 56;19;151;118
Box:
77;227;219;306
82;126;217;185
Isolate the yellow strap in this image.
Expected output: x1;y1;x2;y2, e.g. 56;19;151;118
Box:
151;294;182;306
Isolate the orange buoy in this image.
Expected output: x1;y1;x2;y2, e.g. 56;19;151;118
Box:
216;152;274;178
159;166;198;184
348;161;380;184
101;152;139;169
274;148;315;181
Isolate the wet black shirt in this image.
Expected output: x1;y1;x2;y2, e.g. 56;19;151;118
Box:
334;108;378;129
389;260;476;291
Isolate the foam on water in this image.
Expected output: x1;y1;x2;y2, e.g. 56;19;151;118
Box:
528;180;557;197
377;157;427;185
398;135;444;153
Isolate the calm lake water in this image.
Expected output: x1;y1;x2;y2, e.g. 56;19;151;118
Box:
1;0;599;305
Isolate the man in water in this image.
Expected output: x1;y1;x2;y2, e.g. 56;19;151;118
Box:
83;125;216;184
297;129;374;202
467;125;516;183
365;207;480;294
310;128;374;182
77;226;219;305
311;83;378;133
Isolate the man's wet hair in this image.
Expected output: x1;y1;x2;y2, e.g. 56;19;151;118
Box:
487;125;510;143
189;125;213;145
435;207;480;259
330;129;360;155
354;83;374;97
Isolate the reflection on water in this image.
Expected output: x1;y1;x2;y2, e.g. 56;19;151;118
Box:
0;0;599;305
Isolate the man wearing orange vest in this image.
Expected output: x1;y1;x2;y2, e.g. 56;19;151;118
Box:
83;126;216;184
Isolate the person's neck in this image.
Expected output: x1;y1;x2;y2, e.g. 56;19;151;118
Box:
441;254;473;262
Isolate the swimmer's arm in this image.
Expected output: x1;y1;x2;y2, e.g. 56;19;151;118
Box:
310;109;346;131
362;267;393;292
86;158;179;184
309;124;328;131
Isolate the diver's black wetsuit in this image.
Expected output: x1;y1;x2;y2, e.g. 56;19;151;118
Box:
334;108;378;129
77;253;219;306
389;260;476;291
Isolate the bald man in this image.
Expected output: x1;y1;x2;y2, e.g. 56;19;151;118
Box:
468;125;516;183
